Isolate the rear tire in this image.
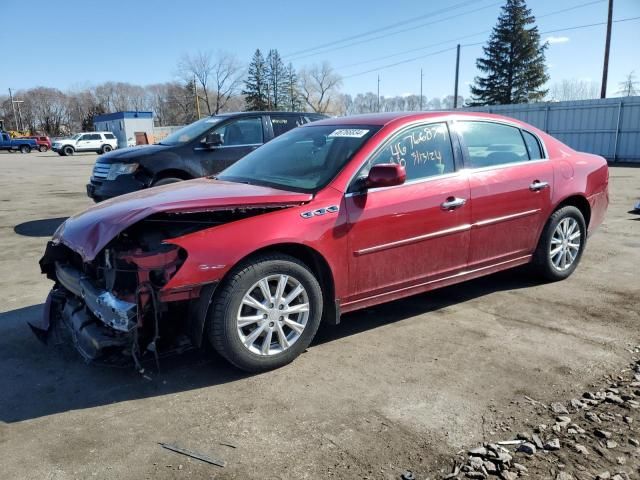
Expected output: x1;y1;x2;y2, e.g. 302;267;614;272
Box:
208;254;323;372
19;145;31;154
39;145;48;153
101;144;113;154
152;177;183;187
62;145;74;156
532;206;587;281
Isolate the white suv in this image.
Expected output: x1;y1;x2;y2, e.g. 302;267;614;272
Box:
52;132;118;156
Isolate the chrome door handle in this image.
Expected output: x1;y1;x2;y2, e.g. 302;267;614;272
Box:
441;197;467;210
529;180;549;191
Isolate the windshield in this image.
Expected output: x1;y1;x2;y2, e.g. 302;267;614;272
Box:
71;134;81;140
218;125;380;192
159;116;223;146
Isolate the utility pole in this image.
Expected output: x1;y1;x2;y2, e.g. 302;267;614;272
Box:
377;75;381;112
14;100;24;132
8;88;19;131
453;44;461;109
193;75;201;119
420;68;424;110
600;0;613;98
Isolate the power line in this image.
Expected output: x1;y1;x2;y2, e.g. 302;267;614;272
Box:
284;0;483;58
336;0;605;72
343;46;457;79
462;16;640;47
286;1;503;61
343;16;640;80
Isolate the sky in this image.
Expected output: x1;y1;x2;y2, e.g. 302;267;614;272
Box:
1;0;639;101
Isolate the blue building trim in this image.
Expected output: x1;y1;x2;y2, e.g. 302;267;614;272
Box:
94;111;153;122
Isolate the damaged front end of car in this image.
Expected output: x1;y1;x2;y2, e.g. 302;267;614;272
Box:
31;206;285;367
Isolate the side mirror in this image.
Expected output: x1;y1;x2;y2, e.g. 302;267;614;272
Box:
205;132;223;147
364;163;406;189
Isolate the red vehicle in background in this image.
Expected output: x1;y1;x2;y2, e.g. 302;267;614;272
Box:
27;136;52;152
34;112;609;372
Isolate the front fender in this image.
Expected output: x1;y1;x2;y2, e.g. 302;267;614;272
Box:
163;190;349;298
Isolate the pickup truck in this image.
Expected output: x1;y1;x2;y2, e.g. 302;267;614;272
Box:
0;131;38;153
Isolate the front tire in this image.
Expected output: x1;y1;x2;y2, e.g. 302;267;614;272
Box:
62;145;74;156
39;145;48;153
152;177;183;187
533;206;586;281
208;254;323;372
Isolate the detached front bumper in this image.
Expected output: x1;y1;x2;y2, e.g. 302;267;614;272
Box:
29;262;137;361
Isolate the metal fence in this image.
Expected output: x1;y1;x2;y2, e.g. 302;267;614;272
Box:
463;96;640;163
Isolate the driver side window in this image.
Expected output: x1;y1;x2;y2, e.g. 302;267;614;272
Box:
365;122;455;181
208;117;264;146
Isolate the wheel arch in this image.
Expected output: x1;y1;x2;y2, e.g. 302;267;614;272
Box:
226;242;338;326
188;242;339;348
152;169;193;183
553;194;591;228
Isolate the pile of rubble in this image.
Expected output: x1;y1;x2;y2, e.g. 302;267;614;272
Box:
432;352;640;480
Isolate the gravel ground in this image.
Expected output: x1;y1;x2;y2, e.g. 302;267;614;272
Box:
0;151;638;479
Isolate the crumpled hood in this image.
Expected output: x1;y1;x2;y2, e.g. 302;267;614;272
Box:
97;144;170;162
55;178;312;261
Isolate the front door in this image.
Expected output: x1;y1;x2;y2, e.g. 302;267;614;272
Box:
76;133;100;151
197;116;265;175
344;122;471;303
456;121;554;268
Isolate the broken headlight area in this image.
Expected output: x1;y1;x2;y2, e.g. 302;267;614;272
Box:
34;207;287;367
35;239;190;367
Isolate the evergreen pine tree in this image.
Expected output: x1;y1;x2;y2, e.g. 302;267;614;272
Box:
469;0;548;105
285;63;303;111
243;49;269;111
266;49;287;110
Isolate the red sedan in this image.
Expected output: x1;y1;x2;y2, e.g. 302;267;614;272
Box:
35;112;609;372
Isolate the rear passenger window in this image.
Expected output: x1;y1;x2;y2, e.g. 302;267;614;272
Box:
104;133;116;139
367;122;455;182
271;115;302;137
522;130;543;160
459;122;528;168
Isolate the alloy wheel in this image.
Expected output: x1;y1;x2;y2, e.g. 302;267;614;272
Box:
236;274;310;356
549;217;581;271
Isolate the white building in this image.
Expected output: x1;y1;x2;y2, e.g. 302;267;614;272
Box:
93;111;154;149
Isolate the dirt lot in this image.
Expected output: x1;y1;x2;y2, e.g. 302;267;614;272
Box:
0;151;638;479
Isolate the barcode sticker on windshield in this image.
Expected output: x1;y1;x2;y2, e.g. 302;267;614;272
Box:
328;128;369;138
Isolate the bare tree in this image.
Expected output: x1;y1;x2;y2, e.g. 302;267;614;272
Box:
298;62;342;114
547;79;599;101
178;51;215;114
28;87;68;135
617;71;639;97
178;51;243;115
212;52;244;114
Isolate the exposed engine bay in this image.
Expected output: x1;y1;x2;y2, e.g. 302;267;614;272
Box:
33;206;287;369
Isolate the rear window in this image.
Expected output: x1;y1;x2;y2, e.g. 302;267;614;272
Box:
458;122;528;168
104;133;116;139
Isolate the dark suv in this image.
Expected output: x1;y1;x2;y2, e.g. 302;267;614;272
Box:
86;111;326;201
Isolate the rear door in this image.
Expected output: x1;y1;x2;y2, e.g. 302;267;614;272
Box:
268;114;303;139
456;121;553;268
196;116;266;175
345;121;471;303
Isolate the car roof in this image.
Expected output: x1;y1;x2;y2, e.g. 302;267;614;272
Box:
214;111;326;118
305;111;529;128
